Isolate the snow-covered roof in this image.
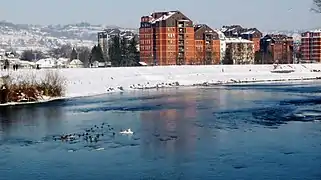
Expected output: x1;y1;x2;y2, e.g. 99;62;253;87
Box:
150;11;177;24
19;60;36;66
69;59;83;65
58;57;69;62
241;30;256;35
309;29;321;33
225;38;253;43
36;58;56;68
139;61;148;66
213;29;226;40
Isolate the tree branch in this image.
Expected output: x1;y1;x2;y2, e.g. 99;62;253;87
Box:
312;0;321;13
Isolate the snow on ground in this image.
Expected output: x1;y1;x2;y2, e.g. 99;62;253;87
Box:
2;64;321;100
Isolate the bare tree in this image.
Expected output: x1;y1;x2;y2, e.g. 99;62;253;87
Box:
20;50;45;61
312;0;321;13
49;44;73;59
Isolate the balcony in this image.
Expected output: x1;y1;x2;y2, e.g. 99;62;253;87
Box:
205;47;212;52
179;48;185;52
178;28;185;34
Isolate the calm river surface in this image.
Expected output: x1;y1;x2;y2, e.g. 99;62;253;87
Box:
1;82;321;180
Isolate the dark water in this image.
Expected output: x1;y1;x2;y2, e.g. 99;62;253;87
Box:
0;82;321;180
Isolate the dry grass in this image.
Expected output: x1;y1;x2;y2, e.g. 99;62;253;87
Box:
0;70;66;103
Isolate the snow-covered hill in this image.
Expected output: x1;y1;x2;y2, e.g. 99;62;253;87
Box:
0;21;138;52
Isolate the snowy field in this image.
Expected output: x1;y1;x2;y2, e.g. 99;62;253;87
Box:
1;64;321;100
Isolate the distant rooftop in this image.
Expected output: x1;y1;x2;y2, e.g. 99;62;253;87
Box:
149;11;178;24
225;37;253;43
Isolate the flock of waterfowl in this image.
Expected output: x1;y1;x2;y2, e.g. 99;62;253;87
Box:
52;122;133;143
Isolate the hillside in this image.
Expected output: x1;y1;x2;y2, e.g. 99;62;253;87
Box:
0;21;138;52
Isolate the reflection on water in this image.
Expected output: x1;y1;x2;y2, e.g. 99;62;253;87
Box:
0;101;65;143
0;82;321;180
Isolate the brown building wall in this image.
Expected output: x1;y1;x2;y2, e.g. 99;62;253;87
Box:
252;38;261;52
212;39;221;64
139;27;153;64
184;27;195;65
140;11;226;66
301;31;321;62
194;40;204;64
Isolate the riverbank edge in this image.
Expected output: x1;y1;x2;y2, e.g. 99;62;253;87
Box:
1;76;321;107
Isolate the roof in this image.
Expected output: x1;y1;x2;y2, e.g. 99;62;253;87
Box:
149;11;177;24
221;25;262;38
264;34;293;41
213;29;226;40
139;61;148;66
36;58;56;68
69;59;83;65
194;24;215;33
241;30;257;35
225;38;253;43
308;29;321;33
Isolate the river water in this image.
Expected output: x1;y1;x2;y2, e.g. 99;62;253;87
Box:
0;82;321;180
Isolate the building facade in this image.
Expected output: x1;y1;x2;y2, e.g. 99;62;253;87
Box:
301;30;321;63
221;25;262;53
139;11;195;65
194;24;220;65
97;31;108;58
260;34;294;64
223;38;254;64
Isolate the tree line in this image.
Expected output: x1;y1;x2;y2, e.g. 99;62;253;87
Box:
90;36;140;67
18;35;139;67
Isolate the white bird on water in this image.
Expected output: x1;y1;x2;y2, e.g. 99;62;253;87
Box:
120;129;134;135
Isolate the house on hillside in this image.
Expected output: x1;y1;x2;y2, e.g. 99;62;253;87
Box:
68;59;84;68
36;58;57;69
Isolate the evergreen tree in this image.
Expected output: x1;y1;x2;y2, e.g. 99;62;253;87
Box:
127;37;139;66
70;48;78;60
222;46;233;65
77;47;91;67
89;45;105;66
109;36;122;67
120;37;129;66
96;44;105;62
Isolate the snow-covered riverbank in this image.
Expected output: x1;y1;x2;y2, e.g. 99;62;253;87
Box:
1;64;321;105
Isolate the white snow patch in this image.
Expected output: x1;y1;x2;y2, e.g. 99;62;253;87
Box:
1;64;321;106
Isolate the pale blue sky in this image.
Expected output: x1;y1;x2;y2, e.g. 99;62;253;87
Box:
1;0;320;30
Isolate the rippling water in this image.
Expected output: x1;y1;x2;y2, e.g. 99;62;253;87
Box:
0;82;321;180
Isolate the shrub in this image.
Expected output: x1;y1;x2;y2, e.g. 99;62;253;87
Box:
37;70;66;97
0;70;66;104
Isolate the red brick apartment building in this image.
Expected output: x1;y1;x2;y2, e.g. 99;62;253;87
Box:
260;34;294;64
301;30;321;63
194;24;220;65
221;25;262;52
139;11;195;65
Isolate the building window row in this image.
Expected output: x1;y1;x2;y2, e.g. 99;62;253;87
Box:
140;28;152;33
167;28;176;32
141;34;152;39
168;34;175;38
140;46;152;51
140;40;151;45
